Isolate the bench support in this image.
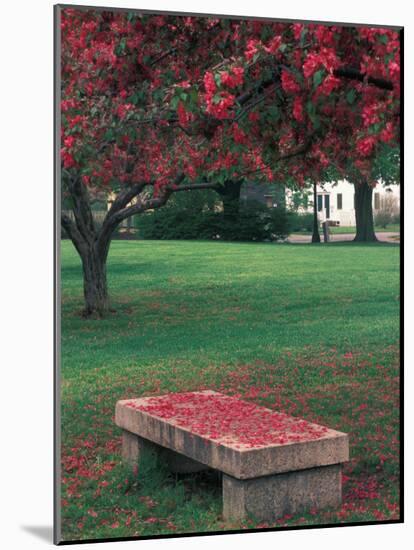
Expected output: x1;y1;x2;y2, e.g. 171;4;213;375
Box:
223;464;342;521
122;430;207;474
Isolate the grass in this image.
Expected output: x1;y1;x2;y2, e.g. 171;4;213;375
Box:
330;224;400;234
60;239;400;542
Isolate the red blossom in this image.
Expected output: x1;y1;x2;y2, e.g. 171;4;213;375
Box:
264;35;282;54
303;47;339;78
220;66;244;88
64;135;76;148
177;102;190;126
388;60;400;79
293;24;304;40
281;70;301;94
203;71;216;95
316;74;341;95
68;114;84;128
244;39;260;60
233;123;248;144
116;103;134;120
206;91;235;119
292;96;305;122
248;111;260;122
61;150;76;168
356;135;376;157
380;122;395;143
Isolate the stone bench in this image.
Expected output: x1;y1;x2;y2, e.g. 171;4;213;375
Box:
115;390;349;522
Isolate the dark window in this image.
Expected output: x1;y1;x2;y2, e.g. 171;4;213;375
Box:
374;193;380;210
324;195;330;218
317;195;323;212
337;193;343;210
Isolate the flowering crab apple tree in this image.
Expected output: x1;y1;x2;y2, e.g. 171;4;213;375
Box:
60;7;400;316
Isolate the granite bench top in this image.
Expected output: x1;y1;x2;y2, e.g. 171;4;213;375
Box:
115;390;349;479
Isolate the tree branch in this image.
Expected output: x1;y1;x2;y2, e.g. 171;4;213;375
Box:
64;174;96;245
240;138;314;179
333;67;394;91
168;182;219;193
106;183;147;218
61;211;87;256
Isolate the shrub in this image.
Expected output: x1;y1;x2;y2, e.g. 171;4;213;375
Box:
375;209;393;229
218;200;272;241
135;190;219;240
136;192;291;242
375;194;399;229
288;212;315;233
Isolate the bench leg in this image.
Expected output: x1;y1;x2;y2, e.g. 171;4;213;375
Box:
222;464;342;522
122;430;160;466
121;430;207;474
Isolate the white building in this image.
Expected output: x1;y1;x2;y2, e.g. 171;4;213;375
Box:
287;180;400;226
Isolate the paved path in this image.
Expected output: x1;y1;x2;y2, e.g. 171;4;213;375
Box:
287;232;400;244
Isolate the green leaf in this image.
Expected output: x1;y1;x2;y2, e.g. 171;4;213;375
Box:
299;28;308;48
103;129;115;141
346;89;357;105
189;89;199;104
368;122;382;135
313;70;324;88
170;96;180;109
305;100;320;129
268;105;280;120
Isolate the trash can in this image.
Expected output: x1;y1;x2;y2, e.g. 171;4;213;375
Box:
322;221;330;243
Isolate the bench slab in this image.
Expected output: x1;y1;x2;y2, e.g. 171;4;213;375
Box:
115;390;349;480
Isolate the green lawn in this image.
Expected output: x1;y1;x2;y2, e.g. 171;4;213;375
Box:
60;240;400;542
330;224;400;234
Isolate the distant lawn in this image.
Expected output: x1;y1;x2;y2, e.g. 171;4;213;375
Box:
60;240;400;542
292;224;400;236
330;224;400;235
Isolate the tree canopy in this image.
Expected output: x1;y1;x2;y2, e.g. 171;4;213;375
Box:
61;8;400;195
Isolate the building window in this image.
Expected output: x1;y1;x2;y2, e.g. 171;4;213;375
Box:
317;194;323;212
337;193;343;210
324;194;330;214
374;193;380;210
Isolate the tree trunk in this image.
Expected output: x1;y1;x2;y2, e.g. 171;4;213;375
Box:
311;181;321;243
216;180;242;222
354;181;377;242
80;245;109;317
